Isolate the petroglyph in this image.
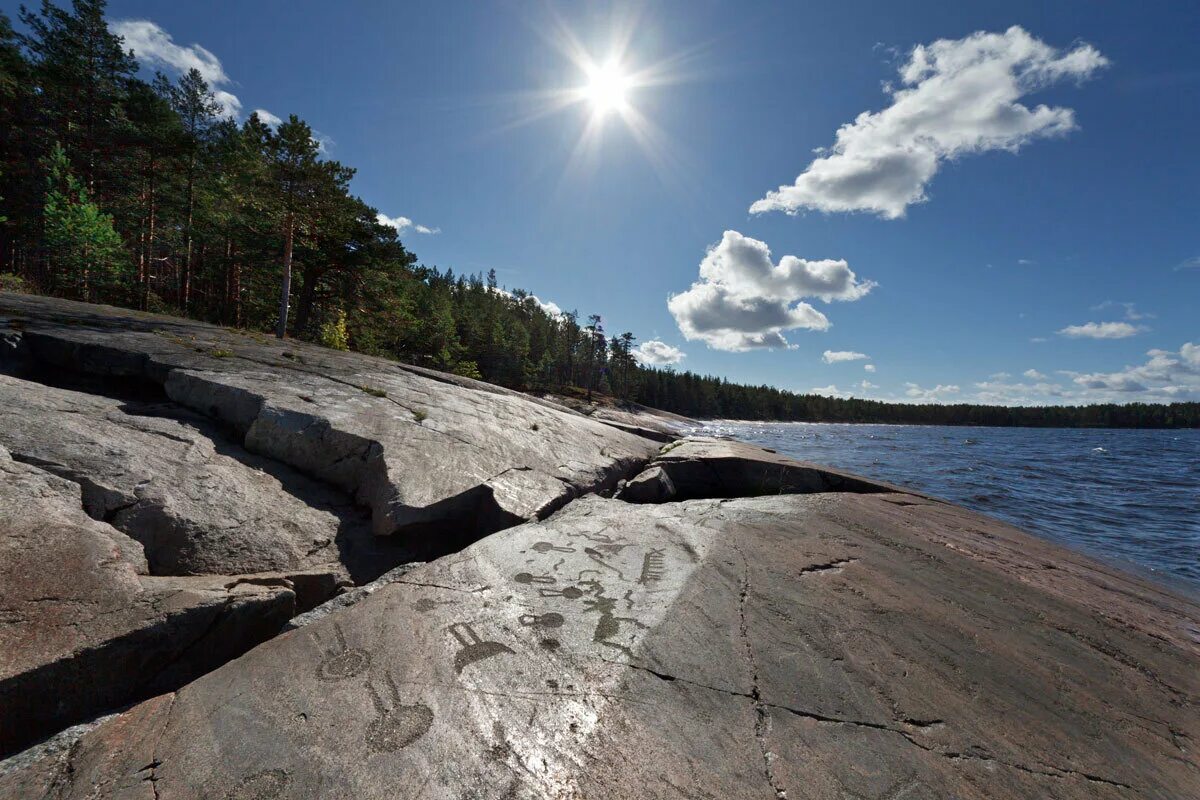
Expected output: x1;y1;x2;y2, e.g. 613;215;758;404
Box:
513;572;556;585
538;586;584;599
519;612;565;629
578;580;648;659
224;768;290;800
448;622;515;674
637;548;666;585
315;622;370;682
531;542;574;554
583;547;627;581
365;673;433;753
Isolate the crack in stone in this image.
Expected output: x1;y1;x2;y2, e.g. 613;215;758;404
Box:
797;557;858;576
728;541;787;800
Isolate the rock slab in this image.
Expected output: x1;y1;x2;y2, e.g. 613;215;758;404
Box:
0;446;296;756
0;292;661;544
5;489;1197;798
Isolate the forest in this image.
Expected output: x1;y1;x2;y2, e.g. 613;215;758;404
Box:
1;1;1196;429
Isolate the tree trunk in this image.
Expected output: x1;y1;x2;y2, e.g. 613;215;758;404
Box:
182;161;194;310
275;212;295;339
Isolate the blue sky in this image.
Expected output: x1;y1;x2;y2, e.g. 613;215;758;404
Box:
11;0;1198;404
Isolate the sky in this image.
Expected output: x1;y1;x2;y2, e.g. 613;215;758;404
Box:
10;0;1198;405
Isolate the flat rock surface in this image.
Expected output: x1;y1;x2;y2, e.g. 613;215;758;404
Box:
0;293;660;541
0;374;373;579
0;447;296;756
7;491;1197;799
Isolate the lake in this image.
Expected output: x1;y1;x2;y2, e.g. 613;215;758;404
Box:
685;421;1200;591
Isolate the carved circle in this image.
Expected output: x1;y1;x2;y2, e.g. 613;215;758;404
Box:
225;768;289;800
317;649;371;681
366;703;435;752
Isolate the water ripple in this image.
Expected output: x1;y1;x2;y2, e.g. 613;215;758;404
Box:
690;422;1200;589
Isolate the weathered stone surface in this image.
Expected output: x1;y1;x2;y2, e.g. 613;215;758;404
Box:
8;489;1197;798
0;293;660;543
545;392;693;442
0;373;376;580
0;446;296;756
619;436;907;501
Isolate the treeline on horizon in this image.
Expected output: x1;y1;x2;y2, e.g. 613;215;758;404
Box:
0;1;1196;431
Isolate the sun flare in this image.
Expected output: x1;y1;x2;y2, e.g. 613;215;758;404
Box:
583;61;631;115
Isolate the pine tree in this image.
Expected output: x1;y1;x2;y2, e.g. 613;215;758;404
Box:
267;116;322;338
42;142;127;301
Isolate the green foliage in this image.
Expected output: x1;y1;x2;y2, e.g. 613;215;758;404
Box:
0;271;31;292
0;2;1193;430
319;309;350;350
42;143;129;301
411;408;428;423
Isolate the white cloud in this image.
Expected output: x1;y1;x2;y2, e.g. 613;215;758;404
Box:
989;371;1012;380
750;26;1107;219
1058;321;1145;339
864;364;876;373
253;109;283;128
668;230;874;352
860;379;878;390
1062;342;1200;401
530;296;562;318
633;340;686;366
972;377;1068;405
1023;368;1046;380
809;384;849;398
1090;300;1153;321
1017;258;1036;265
822;349;869;364
377;213;440;236
904;382;961;402
1173;256;1200;271
111;20;242;118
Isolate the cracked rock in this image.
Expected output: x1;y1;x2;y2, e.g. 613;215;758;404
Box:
0;293;661;544
618;436;909;502
0;446;296;756
0;373;372;580
6;487;1197;798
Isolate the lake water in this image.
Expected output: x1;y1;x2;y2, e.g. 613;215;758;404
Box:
685;421;1200;591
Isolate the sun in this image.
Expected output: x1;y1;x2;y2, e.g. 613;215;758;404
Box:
583;61;631;116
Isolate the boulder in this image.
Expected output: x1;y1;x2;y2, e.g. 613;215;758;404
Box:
0;293;660;544
619;436;906;501
0;373;375;581
0;447;296;756
6;490;1197;798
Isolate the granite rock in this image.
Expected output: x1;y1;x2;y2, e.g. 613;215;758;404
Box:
6;491;1197;798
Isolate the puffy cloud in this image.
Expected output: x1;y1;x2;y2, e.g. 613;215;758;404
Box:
1063;342;1200;401
633;340;686;366
859;379;878;390
809;384;849;398
253;109;283;129
972;377;1068;405
750;27;1107;219
1057;321;1144;339
1023;368;1046;380
822;349;869;364
377;213;440;236
111;20;242;118
1174;256;1200;271
864;364;876;373
904;383;960;402
668;231;874;352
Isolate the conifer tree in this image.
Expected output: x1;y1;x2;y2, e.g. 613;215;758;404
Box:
42;142;127;301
